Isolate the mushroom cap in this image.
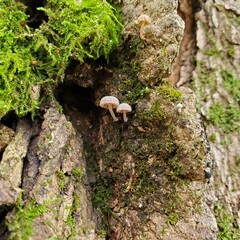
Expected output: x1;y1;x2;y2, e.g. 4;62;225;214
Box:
116;103;132;113
137;14;151;25
100;96;119;109
176;103;183;108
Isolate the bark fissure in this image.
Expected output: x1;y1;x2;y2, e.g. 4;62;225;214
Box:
169;0;199;87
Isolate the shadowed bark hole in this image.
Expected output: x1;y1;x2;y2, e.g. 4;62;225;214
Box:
55;83;102;207
0;206;12;240
0;112;18;131
55;84;99;136
20;0;48;28
55;84;95;113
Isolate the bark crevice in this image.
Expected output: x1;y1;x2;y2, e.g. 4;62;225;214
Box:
169;0;200;87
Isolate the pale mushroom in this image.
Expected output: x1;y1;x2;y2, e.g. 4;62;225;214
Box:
176;103;183;113
100;96;119;121
136;14;151;39
117;103;132;122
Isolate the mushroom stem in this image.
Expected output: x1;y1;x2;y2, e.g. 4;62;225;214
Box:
140;24;145;39
123;112;128;122
108;104;118;121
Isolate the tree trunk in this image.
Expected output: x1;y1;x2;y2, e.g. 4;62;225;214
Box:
0;0;239;239
193;0;240;235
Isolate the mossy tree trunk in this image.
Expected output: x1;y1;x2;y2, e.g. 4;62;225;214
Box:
0;0;239;240
174;0;240;238
193;0;240;236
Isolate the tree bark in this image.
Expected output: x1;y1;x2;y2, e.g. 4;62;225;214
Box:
0;0;239;239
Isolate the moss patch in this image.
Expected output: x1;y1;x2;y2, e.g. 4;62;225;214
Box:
88;90;205;235
7;194;51;240
221;70;240;102
156;81;182;101
0;0;122;117
214;205;240;240
207;104;240;133
140;100;166;123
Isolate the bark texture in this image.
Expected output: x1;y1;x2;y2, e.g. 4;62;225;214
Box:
0;105;102;239
193;0;240;231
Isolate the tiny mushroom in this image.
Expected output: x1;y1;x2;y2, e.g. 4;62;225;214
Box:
117;103;132;122
176;103;183;113
100;96;119;121
136;14;151;39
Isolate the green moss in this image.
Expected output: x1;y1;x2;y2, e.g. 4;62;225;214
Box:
207;104;240;133
0;1;47;117
7;194;50;240
194;64;240;133
227;46;235;57
65;192;81;238
140;100;166;123
38;0;122;65
92;177;113;215
97;229;107;237
209;134;217;142
117;35;152;105
194;60;217;92
156;81;182;101
0;0;122;117
71;168;84;177
123;82;151;104
205;45;222;58
66;214;76;238
214;205;240;240
166;212;180;226
121;127;195;218
57;170;66;190
204;31;222;58
221;70;240;102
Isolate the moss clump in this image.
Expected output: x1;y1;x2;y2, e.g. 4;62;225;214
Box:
209;133;217;142
214;205;240;240
156;81;182;101
206;70;240;133
227;46;235;57
71;168;84;178
38;0;122;67
0;0;122;117
204;31;223;58
123;82;151;104
0;1;47;117
92;177;113;215
57;170;66;190
140;100;166;123
194;64;240;133
7;195;50;240
205;44;222;58
66;192;81;238
221;70;240;102
207;104;240;133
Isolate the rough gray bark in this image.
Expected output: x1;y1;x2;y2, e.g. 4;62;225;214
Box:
193;0;240;232
0;105;102;239
175;0;240;237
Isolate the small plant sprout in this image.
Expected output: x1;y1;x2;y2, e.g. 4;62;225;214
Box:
136;14;151;39
100;96;119;121
117;103;132;122
176;103;183;113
